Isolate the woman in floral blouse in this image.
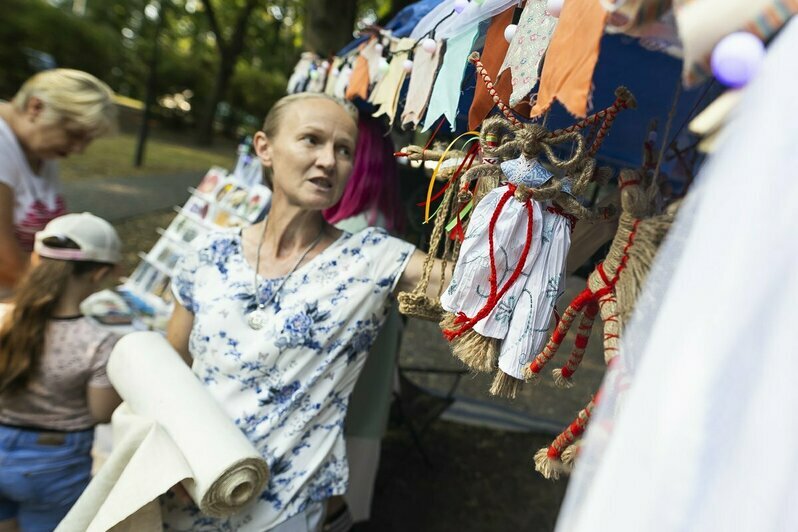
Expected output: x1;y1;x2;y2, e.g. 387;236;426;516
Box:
164;92;434;532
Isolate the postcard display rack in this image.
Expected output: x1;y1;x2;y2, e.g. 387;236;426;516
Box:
119;147;270;330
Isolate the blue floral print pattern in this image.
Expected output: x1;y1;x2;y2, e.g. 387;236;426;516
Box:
162;226;414;531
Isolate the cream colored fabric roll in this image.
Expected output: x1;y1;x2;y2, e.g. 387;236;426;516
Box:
57;331;269;532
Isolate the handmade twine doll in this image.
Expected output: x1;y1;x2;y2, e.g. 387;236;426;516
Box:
438;123;597;378
488;133;616;398
526;167;679;479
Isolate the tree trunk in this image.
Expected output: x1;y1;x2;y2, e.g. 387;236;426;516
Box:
196;0;260;145
197;51;235;145
303;0;358;57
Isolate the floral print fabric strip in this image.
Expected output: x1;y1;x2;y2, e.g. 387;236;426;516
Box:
163;226;414;531
498;0;559;108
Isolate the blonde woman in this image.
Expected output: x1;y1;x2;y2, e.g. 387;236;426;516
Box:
0;69;117;297
164;93;442;531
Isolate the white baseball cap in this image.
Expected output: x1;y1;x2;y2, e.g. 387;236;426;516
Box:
34;212;122;264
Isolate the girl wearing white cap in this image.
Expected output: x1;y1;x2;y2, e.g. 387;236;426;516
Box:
0;212;123;532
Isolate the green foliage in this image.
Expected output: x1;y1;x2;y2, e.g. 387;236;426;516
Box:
0;0;405;139
0;0;123;98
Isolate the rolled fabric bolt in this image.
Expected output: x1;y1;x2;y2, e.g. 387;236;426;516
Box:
504;24;518;43
711;32;765;88
422;37;437;53
546;0;564;17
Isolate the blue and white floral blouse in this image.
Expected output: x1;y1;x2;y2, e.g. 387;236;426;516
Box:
162;226;414;531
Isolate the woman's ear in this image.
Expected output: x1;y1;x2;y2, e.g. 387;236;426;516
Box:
25;96;45;122
253;131;273;169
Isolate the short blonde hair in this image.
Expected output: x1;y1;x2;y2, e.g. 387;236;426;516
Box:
12;69;117;137
260;92;359;187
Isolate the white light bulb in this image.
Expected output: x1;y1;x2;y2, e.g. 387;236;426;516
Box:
375;43;384;54
403;59;414;73
504;24;518;43
546;0;564;17
378;58;390;75
421;37;437;53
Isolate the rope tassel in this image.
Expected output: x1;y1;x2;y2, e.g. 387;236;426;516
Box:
533;398;595;480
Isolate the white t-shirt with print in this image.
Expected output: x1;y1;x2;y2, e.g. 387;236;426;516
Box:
162;226;415;531
0;116;65;252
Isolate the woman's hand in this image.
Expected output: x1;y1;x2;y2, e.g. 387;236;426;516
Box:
394;249;449;298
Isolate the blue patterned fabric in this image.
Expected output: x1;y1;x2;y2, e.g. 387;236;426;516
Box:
163;226;414;531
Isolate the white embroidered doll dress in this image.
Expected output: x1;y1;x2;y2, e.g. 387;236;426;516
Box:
439;157;552;340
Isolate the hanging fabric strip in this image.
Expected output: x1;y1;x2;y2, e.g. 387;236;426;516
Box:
468;5;518;129
410;0;458;39
530;0;608;118
333;62;353;100
362;38;386;86
422;22;481;131
499;0;559;107
401;40;445;128
345;51;370;101
371;38;416;126
324;57;343;95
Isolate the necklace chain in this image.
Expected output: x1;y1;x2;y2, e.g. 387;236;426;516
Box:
248;221;324;329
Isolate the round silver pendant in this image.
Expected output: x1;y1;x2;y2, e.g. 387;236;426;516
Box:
247;309;268;330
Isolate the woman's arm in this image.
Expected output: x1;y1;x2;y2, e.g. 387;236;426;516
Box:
0;183;28;287
167;302;195;366
87;385;122;424
394;249;449;298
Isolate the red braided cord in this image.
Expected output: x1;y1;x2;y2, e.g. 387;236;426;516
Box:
619;179;641;190
469;54;522;128
546;205;578;231
529;287;594;374
546;399;595;459
559;300;599;379
443;186;534;341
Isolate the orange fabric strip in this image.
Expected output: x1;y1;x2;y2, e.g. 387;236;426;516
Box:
345;54;369;101
530;0;608;118
469;6;515;129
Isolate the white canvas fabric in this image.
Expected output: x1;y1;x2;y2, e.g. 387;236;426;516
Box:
555;18;798;532
57;332;268;532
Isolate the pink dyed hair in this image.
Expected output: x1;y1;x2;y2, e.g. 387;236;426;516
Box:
323;116;405;233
